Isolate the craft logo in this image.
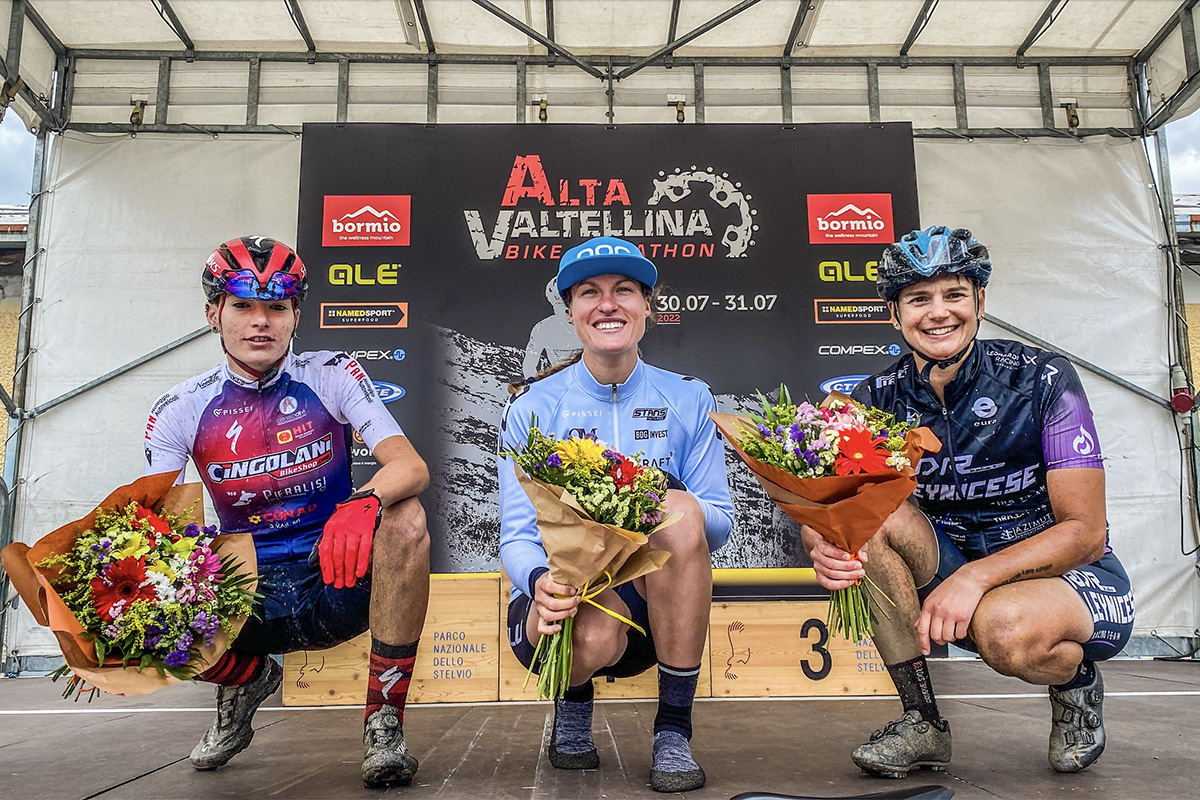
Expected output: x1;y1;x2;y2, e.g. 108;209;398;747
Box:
814;298;891;324
323;195;410;247
206;433;333;483
819;375;870;394
463;155;755;260
321;302;408;329
807;194;894;244
373;381;406;403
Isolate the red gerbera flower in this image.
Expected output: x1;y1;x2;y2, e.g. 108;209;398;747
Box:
134;505;171;536
610;456;642;489
90;558;157;621
834;426;891;475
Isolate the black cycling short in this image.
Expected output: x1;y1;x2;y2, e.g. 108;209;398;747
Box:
507;581;657;679
232;558;373;654
919;518;1134;661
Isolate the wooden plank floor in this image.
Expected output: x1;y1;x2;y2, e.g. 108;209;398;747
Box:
1;659;1197;799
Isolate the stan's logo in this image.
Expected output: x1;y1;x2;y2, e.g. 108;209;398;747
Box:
632;407;668;421
373;381;406;403
323;195;411;247
819;375;869;394
807;194;894;244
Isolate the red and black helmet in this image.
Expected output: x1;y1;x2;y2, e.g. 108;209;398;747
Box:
202;236;308;303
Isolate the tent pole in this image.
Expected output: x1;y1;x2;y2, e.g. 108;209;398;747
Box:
0;123;49;670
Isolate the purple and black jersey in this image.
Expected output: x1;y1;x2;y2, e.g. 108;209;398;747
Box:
852;339;1104;560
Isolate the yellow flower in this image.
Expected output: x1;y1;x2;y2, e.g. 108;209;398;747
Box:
555;437;609;471
147;561;177;581
112;533;150;560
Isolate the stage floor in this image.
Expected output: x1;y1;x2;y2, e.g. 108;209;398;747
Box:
1;659;1196;800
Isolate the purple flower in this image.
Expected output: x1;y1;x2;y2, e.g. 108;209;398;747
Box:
164;649;190;668
202;525;218;536
184;523;201;537
757;423;771;438
647;492;660;504
602;449;621;463
546;453;563;468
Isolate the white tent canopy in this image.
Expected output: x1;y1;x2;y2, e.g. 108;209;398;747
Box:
1;1;1199;664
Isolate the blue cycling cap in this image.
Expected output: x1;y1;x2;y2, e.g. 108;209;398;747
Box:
556;237;657;300
877;225;991;302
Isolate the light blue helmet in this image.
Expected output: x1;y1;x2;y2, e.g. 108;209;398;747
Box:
556;236;657;301
877;226;991;302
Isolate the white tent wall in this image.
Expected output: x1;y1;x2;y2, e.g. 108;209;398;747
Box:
4;129;1196;659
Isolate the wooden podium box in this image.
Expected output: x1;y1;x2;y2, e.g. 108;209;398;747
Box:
282;573;500;706
709;601;895;698
498;575;711;701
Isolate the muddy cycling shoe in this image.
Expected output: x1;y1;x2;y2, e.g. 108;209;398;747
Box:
548;697;600;770
362;704;420;788
851;710;951;779
1048;667;1105;773
190;657;283;770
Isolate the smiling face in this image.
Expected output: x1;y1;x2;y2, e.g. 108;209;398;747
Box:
891;274;984;364
206;296;299;377
565;273;652;365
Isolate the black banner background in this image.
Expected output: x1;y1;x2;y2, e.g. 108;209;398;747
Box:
297;123;919;574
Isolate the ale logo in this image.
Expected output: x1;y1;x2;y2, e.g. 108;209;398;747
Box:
323;195;411;247
807;194;894;245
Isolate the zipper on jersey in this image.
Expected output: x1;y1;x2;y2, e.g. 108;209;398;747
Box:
611;384;620;444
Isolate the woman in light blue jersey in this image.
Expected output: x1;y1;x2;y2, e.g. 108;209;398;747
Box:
498;236;733;794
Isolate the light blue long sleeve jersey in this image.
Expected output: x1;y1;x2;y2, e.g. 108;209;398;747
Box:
498;358;735;601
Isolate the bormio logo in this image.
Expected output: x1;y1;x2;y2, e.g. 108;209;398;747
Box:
807;194;894;244
819;375;870;395
323;195;411;247
373;381;406;403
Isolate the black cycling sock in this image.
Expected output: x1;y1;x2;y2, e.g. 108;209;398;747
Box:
887;656;942;722
653;663;701;738
1053;659;1096;691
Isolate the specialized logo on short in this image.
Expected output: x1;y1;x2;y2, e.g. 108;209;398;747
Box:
1072;426;1096;455
807;194;895;244
972;397;998;419
279;396;298;415
322;195;411;247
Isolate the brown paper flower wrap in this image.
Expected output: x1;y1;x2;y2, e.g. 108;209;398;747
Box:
514;462;678;697
709;391;941;640
1;471;257;697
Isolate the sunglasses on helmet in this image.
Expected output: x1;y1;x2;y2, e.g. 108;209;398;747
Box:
221;269;304;301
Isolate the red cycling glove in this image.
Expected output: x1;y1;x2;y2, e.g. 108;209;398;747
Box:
319;488;382;589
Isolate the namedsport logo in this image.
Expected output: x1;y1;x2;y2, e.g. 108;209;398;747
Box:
819;375;870;394
373;381;406;403
323;195;411;247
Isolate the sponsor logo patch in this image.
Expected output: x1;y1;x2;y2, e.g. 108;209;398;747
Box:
320;302;408;329
373;381;405;403
819;375;870;394
323;195;410;247
814;298;891;324
807;193;894;244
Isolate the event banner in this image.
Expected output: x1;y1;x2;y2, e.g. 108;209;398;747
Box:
296;123;919;575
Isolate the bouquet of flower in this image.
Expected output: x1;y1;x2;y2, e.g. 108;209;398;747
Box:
501;415;677;699
1;472;257;700
710;388;940;642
